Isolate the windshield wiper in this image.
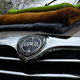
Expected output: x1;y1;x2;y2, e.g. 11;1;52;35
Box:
45;0;57;6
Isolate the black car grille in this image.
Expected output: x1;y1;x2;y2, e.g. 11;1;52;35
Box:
0;45;80;78
38;49;80;60
1;45;80;59
0;45;18;58
0;59;80;75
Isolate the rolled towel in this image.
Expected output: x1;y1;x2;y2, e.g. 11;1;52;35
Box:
0;19;80;34
8;2;80;14
1;7;80;25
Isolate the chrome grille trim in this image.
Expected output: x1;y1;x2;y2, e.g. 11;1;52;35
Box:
0;34;80;78
39;59;80;62
0;57;20;61
0;47;80;61
0;70;79;78
0;56;80;62
0;35;80;50
0;34;80;61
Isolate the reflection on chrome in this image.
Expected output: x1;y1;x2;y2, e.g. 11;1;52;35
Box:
0;35;80;61
0;70;79;78
0;34;80;78
0;56;80;62
0;35;80;49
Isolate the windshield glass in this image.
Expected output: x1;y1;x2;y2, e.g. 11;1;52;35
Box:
49;0;79;5
0;0;79;15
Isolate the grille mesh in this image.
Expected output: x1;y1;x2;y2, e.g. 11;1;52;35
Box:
38;50;80;60
0;46;80;59
0;59;80;75
0;45;18;58
0;46;80;76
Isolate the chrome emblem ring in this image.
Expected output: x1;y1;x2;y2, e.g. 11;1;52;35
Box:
17;35;46;61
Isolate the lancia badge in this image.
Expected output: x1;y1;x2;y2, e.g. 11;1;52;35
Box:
17;34;46;61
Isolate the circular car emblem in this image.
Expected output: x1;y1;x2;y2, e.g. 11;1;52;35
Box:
17;34;46;61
